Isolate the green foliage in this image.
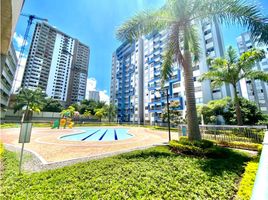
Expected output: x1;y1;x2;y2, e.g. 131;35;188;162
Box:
169;138;250;159
161;100;184;126
61;106;76;117
224;98;266;125
197;97;230;124
14;87;46;114
200;47;268;125
236;161;259;200
0;141;3;159
42;98;63;112
198;97;266;125
216;141;262;151
94;107;107;121
0;123;20;128
104;104;117;122
1;146;251;199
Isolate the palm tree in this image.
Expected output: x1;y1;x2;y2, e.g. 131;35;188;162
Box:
14;88;46;121
116;0;268;140
199;46;268;125
105;104;117;122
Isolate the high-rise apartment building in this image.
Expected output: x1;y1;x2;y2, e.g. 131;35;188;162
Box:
110;39;144;122
236;32;268;113
111;19;231;124
87;91;100;102
22;22;89;105
0;43;18;109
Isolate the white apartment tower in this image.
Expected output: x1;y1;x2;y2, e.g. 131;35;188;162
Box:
22;22;89;105
236;32;268;113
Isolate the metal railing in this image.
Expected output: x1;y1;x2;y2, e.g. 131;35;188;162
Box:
178;124;267;144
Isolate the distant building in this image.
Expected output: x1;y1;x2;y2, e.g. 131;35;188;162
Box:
0;43;18;109
21;22;90;105
88;91;100;102
236;32;268;113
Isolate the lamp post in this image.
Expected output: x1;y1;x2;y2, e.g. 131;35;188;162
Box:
166;88;171;142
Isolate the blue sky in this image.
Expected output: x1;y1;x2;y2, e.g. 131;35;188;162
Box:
13;0;268;99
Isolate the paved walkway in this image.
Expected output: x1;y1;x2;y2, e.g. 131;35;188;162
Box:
1;126;178;166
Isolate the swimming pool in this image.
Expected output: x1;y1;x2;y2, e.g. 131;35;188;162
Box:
60;128;133;141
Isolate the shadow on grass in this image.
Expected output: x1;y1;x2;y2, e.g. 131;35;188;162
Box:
198;148;251;176
118;146;177;159
119;145;251;176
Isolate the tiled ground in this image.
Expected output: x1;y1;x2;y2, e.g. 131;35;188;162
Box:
1;126;178;163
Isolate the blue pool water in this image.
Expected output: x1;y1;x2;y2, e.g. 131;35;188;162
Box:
60;128;133;141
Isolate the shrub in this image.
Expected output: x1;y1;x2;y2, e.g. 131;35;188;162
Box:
236;161;259;200
217;141;262;151
0;141;3;159
178;136;214;149
257;145;263;156
169;140;203;156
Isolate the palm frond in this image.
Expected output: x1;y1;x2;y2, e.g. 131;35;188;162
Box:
161;45;174;86
225;46;238;64
238;48;265;71
187;25;201;63
195;0;268;44
246;71;268;82
116;9;171;42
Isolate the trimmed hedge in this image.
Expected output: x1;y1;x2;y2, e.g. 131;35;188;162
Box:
236;161;259;200
216;141;262;151
0;141;3;159
169;137;237;159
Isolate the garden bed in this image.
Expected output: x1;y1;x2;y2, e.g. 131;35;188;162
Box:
1;145;251;199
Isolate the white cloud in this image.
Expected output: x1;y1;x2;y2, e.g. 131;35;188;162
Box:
86;77;110;104
86;77;97;91
13;32;28;48
99;90;110;104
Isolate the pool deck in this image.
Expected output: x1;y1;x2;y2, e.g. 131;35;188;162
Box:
1;126;177;164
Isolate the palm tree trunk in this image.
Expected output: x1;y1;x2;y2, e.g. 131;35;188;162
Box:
233;85;243;125
182;50;201;141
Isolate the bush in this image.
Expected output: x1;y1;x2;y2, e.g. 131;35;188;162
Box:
236;161;259;200
217;141;262;151
0;141;3;159
178;136;214;149
257;145;263;156
170;138;234;158
169;140;203;156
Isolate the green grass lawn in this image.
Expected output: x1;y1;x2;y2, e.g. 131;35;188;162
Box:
1;146;250;200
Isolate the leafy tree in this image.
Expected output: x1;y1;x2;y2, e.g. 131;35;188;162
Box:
222;97;265;125
61;106;75;118
14;88;46;121
116;0;268;140
82;110;92;118
94;108;107;121
161;101;184;126
200;46;268;125
198;97;266;125
42;98;63;112
197;97;230;124
104;104;117;122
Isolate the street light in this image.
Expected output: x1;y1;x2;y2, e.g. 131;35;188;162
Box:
165;88;171;142
156;87;171;142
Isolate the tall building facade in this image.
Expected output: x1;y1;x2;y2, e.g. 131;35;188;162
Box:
111;19;230;124
22;22;89;105
87;91;100;102
236;32;268;113
0;43;18;109
110;39;144;122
